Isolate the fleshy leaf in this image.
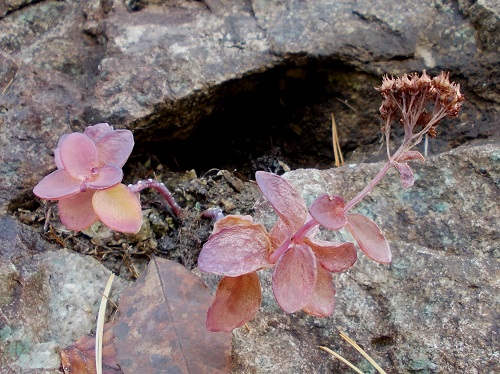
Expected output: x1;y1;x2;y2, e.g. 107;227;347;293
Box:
198;224;271;277
59;133;99;180
206;273;262;332
211;214;254;235
309;194;347;230
33;169;82;200
58;190;98;231
305;238;357;272
272;244;317;313
96;129;134;167
398;150;425;163
394;162;415;188
255;171;308;235
84;122;114;142
54;134;68;170
92;184;143;234
346;213;391;264
302;266;335;317
86;164;123;190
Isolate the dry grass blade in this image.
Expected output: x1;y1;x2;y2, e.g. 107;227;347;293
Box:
96;273;115;374
340;331;387;374
319;346;364;374
2;76;14;95
331;112;344;167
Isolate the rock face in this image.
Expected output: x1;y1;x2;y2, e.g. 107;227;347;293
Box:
235;141;499;373
0;0;499;373
1;0;499;212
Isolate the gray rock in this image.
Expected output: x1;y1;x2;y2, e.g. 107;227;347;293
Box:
227;141;498;373
1;0;499;213
0;217;130;372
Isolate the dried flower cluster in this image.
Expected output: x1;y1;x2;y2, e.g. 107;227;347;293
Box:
377;70;464;145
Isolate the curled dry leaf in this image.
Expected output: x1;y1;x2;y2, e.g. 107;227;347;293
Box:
60;322;122;374
112;257;232;373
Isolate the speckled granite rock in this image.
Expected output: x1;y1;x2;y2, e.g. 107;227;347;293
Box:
0;217;130;373
199;141;499;373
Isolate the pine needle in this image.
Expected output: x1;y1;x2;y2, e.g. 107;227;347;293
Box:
96;273;115;374
340;331;387;374
319;346;364;374
331;112;344;167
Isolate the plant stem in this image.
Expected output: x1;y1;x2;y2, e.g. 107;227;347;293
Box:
129;179;183;217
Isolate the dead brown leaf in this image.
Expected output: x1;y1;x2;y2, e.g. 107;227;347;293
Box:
112;256;232;373
60;322;123;374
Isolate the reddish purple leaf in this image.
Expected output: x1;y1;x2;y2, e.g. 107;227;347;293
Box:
272;244;317;313
113;257;232;373
198;223;271;277
33;169;82;200
95;129;134;168
58;190;98;231
206;273;262;332
211;214;255;235
394;162;415;188
86;164;123;190
59;133;99;179
305;238;357;272
398;150;425;163
255;171;308;234
346;213;391;264
309;194;347;230
302;266;335;317
54;134;69;170
84;122;114;142
92;184;143;234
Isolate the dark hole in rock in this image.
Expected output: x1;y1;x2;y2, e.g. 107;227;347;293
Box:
130;58;480;179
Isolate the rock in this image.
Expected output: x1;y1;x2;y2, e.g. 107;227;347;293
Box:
0;217;130;373
216;141;498;373
1;0;499;213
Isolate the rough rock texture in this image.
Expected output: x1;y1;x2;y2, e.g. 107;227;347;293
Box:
0;0;499;373
199;141;499;373
1;0;499;213
0;217;130;372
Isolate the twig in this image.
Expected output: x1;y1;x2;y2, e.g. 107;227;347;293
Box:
2;76;14;95
96;273;115;374
319;346;364;374
340;331;387;374
331;113;344;167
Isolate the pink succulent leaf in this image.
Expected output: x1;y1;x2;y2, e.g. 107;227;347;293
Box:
212;215;255;236
393;162;415;188
59;133;99;180
269;217;291;249
58;190;98;231
33;169;82;200
206;273;262;332
272;243;317;313
95;129;134;168
85;164;123;190
84;123;114;142
54;134;68;169
92;184;143;234
198;224;272;277
304;238;357;273
345;213;391;264
302;266;335;317
309;194;347;230
255;171;308;234
398;150;425;163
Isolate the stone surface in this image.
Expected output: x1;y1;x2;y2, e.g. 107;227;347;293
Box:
0;217;130;373
1;0;499;213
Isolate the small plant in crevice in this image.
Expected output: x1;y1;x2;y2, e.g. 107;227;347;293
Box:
32;71;464;335
33;122;183;234
197;71;464;331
